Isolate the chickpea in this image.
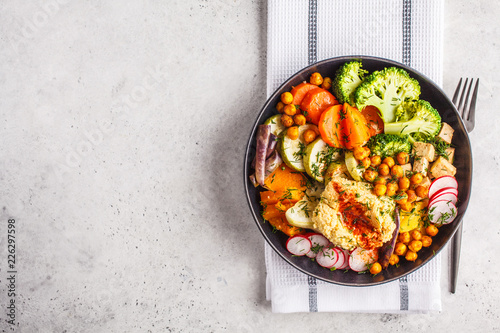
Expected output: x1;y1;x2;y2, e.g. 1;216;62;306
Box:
276;101;285;113
293;114;306;126
287;126;299;140
369;262;382;275
396;151;410;165
363;169;378;182
383;157;395;168
321;77;332;90
425;224;439;237
280;114;294;127
389;253;400;266
410;172;423;185
399;201;414;212
399;232;411;244
386;182;399;196
378;163;390;176
405;250;418;262
415;185;429;199
421;236;433;247
310;72;323;86
353;146;370;160
303;129;317;144
394;242;407;256
408;240;423;253
370;155;382;167
395;191;408;204
374;184;387;196
391;165;404;178
283;104;297;116
361;157;371;169
281;91;293;105
398;177;410;191
373;177;387;185
406;189;417;203
410;230;422;241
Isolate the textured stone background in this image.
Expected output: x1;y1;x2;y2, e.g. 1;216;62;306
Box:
0;0;499;332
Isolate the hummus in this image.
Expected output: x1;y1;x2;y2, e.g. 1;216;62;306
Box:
312;176;396;251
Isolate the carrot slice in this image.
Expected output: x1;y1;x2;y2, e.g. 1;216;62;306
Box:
268;215;305;237
260;188;304;205
318;104;344;148
341;103;372;150
360;105;384;136
290;82;317;105
263;164;308;192
300;87;338;125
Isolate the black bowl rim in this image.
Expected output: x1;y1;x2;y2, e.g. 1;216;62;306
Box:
244;55;473;287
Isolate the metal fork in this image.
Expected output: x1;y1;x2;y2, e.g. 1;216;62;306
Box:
450;78;478;293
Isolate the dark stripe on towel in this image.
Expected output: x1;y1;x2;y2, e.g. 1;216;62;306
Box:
308;275;318;312
308;0;318;65
402;0;412;66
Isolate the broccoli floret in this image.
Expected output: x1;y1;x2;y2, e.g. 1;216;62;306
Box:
354;67;421;123
366;133;412;158
384;99;442;142
332;60;369;105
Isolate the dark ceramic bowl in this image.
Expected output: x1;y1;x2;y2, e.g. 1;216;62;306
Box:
244;55;472;286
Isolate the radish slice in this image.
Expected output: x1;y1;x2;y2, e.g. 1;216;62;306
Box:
339;249;350;269
331;248;346;269
286;235;312;256
306;250;318;258
429;191;458;207
429;176;458;198
305;233;330;258
348;248;378;272
316;247;339;268
428;200;458;225
430;187;458;200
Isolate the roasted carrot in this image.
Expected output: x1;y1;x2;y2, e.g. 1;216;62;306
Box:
290;82;317;105
318;104;344;148
341;103;372;149
360;105;384;136
300;87;338;125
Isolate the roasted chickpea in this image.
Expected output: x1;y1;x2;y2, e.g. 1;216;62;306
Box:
399;201;414;212
363;169;378;182
287;126;299;140
321;77;332;90
410;230;422;241
389;253;400;266
374;184;387;196
386;182;399;196
370;155;382;167
391;165;404;178
361;157;371;169
281;91;293;105
396;151;410;165
276;101;285;113
425;224;439;237
405;250;418;262
283;104;297;116
383;157;395;168
369;262;382;275
408;240;423;253
395;191;408;204
421;236;432;247
378;163;390;176
303;129;317;144
293;114;306;126
398;176;410;191
410;172;423;185
394;242;407;256
415;185;429;198
310;72;323;85
399;232;411;244
280;114;294;127
373;177;387;185
406;189;417;203
353;146;370;160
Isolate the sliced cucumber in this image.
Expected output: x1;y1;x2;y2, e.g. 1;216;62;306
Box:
279;124;319;172
303;137;341;183
285;182;324;230
345;151;364;181
324;159;350;184
264;114;286;136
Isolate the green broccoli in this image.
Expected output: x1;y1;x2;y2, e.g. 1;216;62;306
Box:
384;99;442;142
332;60;369;105
354;67;421;123
366;133;412;158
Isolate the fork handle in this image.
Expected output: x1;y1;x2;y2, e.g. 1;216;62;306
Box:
450;222;463;293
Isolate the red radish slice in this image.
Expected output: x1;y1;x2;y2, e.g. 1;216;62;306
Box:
429;176;458;198
339;249;350;269
429;191;458;207
348;248;378;272
306;250;318;258
331;248;346;269
316;247;339;268
428;200;458;225
430;187;458;200
308;233;330;248
286;235;312;256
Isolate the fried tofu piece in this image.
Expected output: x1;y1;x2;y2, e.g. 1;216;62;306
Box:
430;156;457;178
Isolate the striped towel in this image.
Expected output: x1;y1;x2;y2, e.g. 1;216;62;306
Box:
265;0;444;313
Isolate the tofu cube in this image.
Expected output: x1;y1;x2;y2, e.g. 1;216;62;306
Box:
413;156;430;176
419;176;432;188
444;147;455;163
413;142;436;162
437;122;454;144
430;156;457;178
401;163;412;176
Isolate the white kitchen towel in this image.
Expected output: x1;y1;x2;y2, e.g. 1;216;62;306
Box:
265;0;444;313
